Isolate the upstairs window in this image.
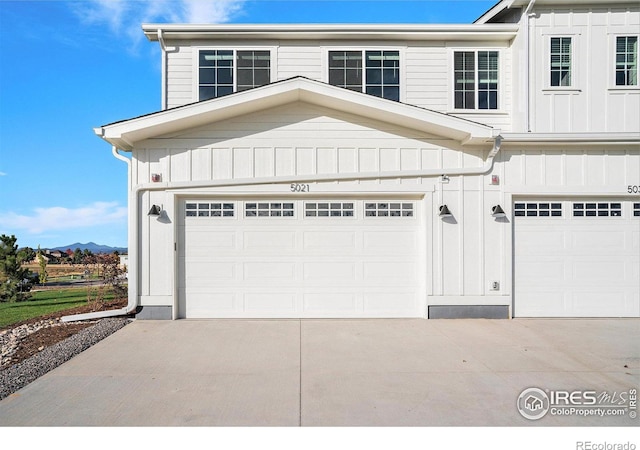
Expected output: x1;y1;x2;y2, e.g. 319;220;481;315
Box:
453;51;499;110
328;50;400;101
615;36;638;86
550;37;572;87
199;50;270;101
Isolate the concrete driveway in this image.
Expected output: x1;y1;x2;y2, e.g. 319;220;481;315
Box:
0;319;638;426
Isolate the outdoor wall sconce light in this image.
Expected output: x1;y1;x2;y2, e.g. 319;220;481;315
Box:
439;205;452;218
151;173;161;182
491;205;506;218
148;205;162;216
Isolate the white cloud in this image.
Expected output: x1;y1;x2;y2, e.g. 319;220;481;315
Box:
0;202;127;235
0;172;6;176
72;0;246;44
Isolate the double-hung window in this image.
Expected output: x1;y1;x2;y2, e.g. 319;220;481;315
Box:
453;51;499;110
550;37;572;87
615;36;638;86
328;50;400;101
199;50;270;101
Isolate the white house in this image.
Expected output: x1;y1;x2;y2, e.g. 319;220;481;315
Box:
94;0;639;320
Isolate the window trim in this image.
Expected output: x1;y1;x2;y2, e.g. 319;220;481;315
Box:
544;34;580;91
194;47;276;102
609;34;639;90
323;47;406;102
449;48;503;113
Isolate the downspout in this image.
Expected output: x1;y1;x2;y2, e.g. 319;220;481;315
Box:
61;146;137;322
158;28;167;110
524;0;536;132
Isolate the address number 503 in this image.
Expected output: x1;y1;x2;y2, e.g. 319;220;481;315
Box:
291;183;310;192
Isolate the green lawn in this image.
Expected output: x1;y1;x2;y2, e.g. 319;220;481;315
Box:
0;288;115;329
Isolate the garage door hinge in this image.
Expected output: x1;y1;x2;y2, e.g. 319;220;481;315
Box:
174;242;177;251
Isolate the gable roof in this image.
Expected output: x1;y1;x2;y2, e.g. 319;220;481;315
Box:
95;77;498;151
475;0;639;24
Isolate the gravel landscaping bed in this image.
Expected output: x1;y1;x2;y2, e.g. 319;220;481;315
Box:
0;318;131;401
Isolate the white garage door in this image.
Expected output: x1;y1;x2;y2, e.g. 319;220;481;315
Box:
514;199;640;317
178;198;424;318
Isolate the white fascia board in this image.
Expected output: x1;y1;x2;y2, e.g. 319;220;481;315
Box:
142;23;518;42
97;78;497;150
474;1;515;24
502;132;640;145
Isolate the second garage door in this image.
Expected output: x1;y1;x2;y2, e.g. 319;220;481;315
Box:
178;198;424;318
514;199;640;317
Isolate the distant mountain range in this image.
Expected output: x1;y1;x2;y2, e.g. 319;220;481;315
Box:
48;242;127;254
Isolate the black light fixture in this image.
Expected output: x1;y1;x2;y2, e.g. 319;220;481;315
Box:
491;205;506;218
148;205;162;216
439;205;452;218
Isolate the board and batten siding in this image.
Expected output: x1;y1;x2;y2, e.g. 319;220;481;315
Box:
530;6;640;133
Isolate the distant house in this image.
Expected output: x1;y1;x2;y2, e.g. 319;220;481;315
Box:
119;254;129;270
95;0;639;320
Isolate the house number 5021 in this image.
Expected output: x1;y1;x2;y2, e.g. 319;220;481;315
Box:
628;185;640;194
290;183;310;192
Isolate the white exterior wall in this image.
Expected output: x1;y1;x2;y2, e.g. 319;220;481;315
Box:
163;39;513;129
529;5;640;133
128;101;640;313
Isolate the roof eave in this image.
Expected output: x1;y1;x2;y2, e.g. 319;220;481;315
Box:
97;78;497;150
142;23;519;42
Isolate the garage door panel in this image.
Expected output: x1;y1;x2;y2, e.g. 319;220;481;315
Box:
571;230;626;252
303;262;356;280
516;230;565;254
303;231;357;251
243;262;296;280
363;292;417;313
303;293;358;312
245;293;297;313
363;231;416;251
185;230;237;251
363;261;416;282
572;259;626;282
243;231;296;250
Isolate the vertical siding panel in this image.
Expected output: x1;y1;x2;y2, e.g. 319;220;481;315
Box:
233;147;254;179
421;148;440;170
605;150;626;186
525;150;544;186
545;152;563;186
316;147;337;174
564;150;584;186
275;147;295;176
296;147;315;175
586;149;606;185
338;148;357;173
212;148;232;180
170;149;191;182
358;148;378;172
463;190;482;295
191;148;211;181
255;147;275;178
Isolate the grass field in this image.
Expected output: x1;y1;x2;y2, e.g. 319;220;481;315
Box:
0;288;116;329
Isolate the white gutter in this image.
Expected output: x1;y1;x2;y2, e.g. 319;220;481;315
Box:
71;133;502;322
61;146;136;323
158;28;167;110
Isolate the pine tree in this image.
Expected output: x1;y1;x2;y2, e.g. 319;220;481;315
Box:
0;234;34;302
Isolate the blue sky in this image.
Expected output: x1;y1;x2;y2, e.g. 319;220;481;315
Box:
0;0;497;250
